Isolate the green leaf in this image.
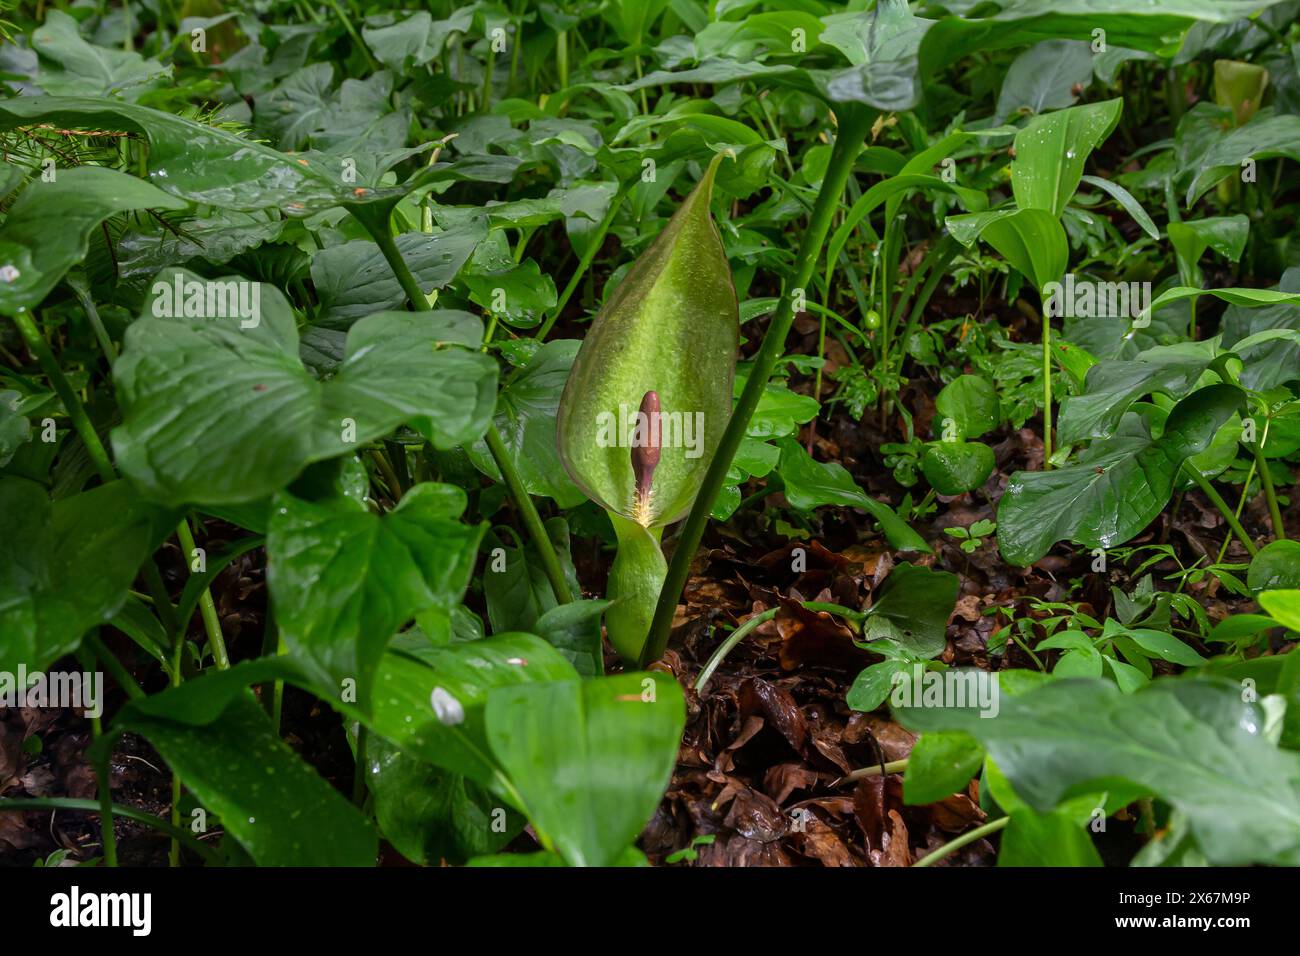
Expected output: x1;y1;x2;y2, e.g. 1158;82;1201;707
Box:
895;677;1300;866
31;10;170;100
776;438;930;553
865;562;960;659
485;672;685;867
995;40;1093;122
1011;99;1123;219
0;478;174;674
1249;540;1300;594
1057;343;1218;446
999;808;1103;866
934;374;999;440
1168;215;1249;281
998;386;1243;565
531;600;609;678
267;483;485;701
0;390;30;466
309;228;485;328
1186;112;1300;206
903;731;984;805
946;207;1067;291
921;441;995;496
365;734;521;866
0;97;518;217
846;659;909;713
467;340;587;507
1220;268;1300;391
111;693;377;866
112;273;496;505
483;517;582;637
1078;175;1159;240
1260;591;1300;631
918;2;1268;76
0;166;187;314
463;259;558;330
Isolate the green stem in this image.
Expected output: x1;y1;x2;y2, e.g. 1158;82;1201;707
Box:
1250;443;1287;540
694;608;778;692
1040;303;1053;468
1188;468;1259;556
639;106;874;668
10;311;115;483
485;425;574;604
84;634;145;700
177;518;229;670
912;816;1009;867
323;0;379;73
356;205;574;604
0;798;222;866
836;758;909;785
535;186;629;341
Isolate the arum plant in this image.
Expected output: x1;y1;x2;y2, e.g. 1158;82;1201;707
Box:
556;153;738;663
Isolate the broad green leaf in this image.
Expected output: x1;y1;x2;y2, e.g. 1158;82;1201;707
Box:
1219;267;1300;391
112;274;496;505
267;483;485;702
921;441;995;496
531;600;610;678
485;672;685;867
995;40;1093;122
1186;112;1300;205
946;207;1067;291
365;734;521;866
0;390;30;466
463;259;558;330
864;562;960;659
1168;215;1249;287
903;731;984;805
1057;343;1218;445
31;10;170;100
0;166;187;314
895;677;1300;866
934;374;999;439
483;517;582;636
1261;591;1300;631
309;228;485;327
0;478;174;675
0;97;518;217
846;659;910;713
999;808;1103;867
467;340;587;507
110;693;376;865
1249;540;1300;594
1011;99;1123;219
998;386;1242;565
776;438;930;553
918;2;1277;76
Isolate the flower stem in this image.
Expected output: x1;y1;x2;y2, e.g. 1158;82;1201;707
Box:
1250;443;1287;540
639;105;874;668
177;518;229;669
694;608;778;692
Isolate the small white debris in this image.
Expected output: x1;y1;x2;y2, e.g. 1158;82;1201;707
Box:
430;686;464;726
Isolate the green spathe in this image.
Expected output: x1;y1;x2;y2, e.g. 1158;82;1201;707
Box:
557;152;739;528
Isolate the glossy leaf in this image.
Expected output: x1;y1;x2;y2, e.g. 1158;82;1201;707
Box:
112;273;496;505
485;671;685;867
895;677;1300;866
998;386;1243;565
0;166;187;314
0;478;174;675
1010;99;1122;219
266;483;485;702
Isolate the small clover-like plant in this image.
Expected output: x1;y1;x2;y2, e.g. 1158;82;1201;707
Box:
944;518;996;554
557;153;739;663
